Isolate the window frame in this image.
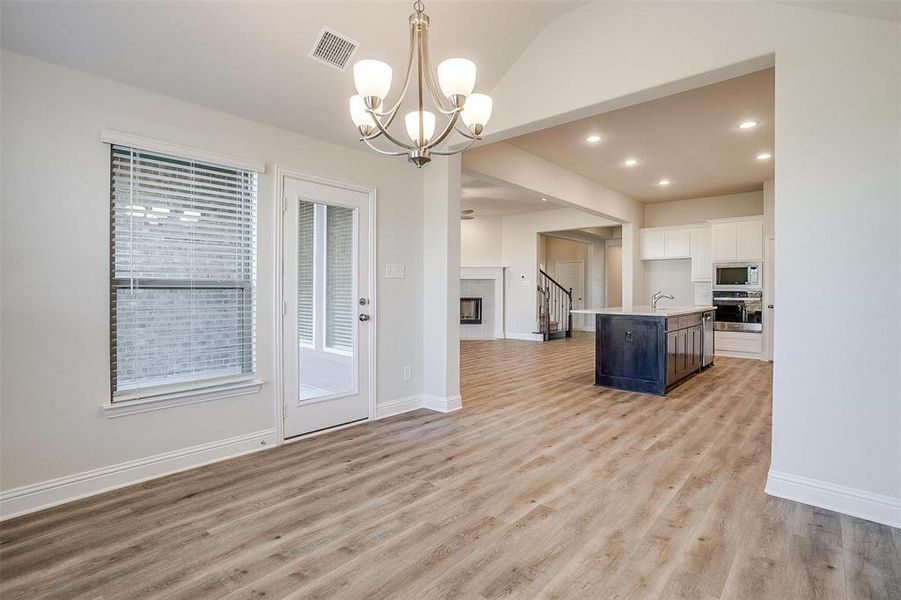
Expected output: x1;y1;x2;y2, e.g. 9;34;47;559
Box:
101;131;265;417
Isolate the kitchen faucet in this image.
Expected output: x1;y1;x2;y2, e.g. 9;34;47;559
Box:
652;290;674;309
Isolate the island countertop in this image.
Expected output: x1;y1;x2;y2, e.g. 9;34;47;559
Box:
572;306;715;318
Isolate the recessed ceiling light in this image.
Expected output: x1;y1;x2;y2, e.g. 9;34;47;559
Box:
658;179;671;186
624;158;639;167
585;134;602;143
756;152;772;160
738;120;759;129
541;198;547;202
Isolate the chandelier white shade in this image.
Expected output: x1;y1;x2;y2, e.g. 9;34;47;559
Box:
353;60;393;100
461;93;493;133
349;95;375;128
405;111;437;145
437;58;477;98
348;0;493;167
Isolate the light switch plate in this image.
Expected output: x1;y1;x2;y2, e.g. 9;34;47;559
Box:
385;264;405;279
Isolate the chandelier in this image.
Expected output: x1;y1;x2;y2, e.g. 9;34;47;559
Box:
348;0;493;167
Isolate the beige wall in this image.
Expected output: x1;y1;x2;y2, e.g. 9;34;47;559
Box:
543;236;589;280
643;191;764;227
1;51;426;498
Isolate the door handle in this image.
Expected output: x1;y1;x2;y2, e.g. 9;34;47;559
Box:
359;314;371;322
768;304;774;309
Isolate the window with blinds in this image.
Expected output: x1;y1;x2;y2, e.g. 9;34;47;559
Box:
297;201;315;346
325;205;355;352
109;145;257;398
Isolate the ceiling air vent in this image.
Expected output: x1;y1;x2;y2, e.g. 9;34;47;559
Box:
308;27;359;72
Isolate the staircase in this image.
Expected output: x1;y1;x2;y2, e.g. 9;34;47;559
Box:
535;269;573;341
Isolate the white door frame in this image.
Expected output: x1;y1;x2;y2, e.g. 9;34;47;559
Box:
274;167;377;444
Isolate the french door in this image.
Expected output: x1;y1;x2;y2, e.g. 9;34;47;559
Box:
282;175;372;438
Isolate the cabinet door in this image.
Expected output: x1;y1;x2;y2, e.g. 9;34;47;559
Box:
736;220;763;260
641;230;665;260
664;229;691;258
690;228;711;281
712;224;737;261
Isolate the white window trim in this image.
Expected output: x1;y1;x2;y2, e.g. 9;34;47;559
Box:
103;376;264;418
104;132;264;417
100;129;266;174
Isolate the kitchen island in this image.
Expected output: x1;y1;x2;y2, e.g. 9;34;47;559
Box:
572;306;715;395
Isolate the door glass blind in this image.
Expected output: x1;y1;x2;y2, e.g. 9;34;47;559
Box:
110;144;258;397
325;205;355;352
297;200;315;345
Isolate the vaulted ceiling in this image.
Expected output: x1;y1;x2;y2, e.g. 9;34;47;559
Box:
0;1;580;147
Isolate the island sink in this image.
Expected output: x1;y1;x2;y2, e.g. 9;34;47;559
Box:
572;306;716;395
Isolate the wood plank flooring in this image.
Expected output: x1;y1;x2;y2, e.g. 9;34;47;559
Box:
1;332;899;599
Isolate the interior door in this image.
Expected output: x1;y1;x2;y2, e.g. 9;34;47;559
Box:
555;260;585;329
282;175;371;438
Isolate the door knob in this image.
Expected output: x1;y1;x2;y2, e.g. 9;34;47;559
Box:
359;314;371;322
768;304;774;309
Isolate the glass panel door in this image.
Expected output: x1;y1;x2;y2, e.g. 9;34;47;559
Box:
283;176;371;438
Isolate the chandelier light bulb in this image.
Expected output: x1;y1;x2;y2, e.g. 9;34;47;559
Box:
353;60;393;104
461;93;493;133
349;95;376;131
437;58;476;104
405;111;436;146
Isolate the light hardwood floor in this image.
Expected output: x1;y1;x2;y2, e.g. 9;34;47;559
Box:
1;332;899;599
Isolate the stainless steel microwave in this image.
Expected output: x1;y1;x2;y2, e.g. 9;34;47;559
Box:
713;262;762;290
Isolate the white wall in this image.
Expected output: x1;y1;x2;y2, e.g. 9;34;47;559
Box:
486;2;901;524
501;208;618;338
0;52;426;499
644;191;764;227
421;156;461;410
460;216;503;267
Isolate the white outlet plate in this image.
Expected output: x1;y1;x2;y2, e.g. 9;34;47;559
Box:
403;366;412;381
385;264;405;279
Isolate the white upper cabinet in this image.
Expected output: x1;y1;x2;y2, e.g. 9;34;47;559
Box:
712;223;738;261
640;229;665;260
736;220;763;260
664;229;691;259
690;227;711;281
640;228;690;260
711;217;763;262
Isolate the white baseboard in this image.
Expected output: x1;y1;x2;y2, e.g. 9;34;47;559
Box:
715;350;761;360
374;394;424;419
423;394;462;413
0;428;276;521
505;333;544;342
765;470;901;528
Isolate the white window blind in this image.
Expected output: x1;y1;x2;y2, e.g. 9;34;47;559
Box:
326;205;355;352
297;200;315;345
110;144;258;398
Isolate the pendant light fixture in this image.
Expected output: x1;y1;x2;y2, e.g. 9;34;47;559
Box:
349;0;493;167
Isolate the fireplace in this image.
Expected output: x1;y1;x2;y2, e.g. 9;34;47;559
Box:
460;297;482;324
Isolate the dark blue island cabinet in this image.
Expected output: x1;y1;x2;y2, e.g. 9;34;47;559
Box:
593;309;714;395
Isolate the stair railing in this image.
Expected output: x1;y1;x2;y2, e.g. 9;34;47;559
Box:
536;269;573;340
